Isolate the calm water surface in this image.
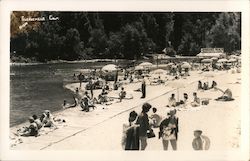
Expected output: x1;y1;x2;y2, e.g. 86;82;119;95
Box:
10;61;126;127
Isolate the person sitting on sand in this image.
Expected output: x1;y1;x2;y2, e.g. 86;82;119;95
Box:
182;93;189;108
192;130;210;150
149;108;162;128
32;115;43;130
119;87;127;102
215;88;233;101
93;89;109;104
19;117;39;137
40;110;56;128
191;92;200;107
63;96;78;109
198;81;202;90
80;91;95;112
167;94;176;107
210;81;217;89
203;82;209;90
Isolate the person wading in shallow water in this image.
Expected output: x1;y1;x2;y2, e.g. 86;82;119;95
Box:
136;103;151;150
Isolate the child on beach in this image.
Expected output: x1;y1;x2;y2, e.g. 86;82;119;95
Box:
192;130;210;150
119;87;127;102
149;108;162;128
63;96;78;109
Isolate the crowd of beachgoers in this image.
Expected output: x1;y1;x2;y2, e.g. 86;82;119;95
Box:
10;58;241;150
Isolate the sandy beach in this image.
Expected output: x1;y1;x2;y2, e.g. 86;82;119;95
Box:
10;70;241;151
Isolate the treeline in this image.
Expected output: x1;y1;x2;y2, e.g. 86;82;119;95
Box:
10;12;241;62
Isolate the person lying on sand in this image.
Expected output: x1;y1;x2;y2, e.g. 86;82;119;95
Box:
215;88;234;101
191;92;200;107
18;117;39;137
63;96;78;109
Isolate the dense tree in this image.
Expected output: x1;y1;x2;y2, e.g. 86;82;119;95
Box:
10;12;241;62
207;12;241;53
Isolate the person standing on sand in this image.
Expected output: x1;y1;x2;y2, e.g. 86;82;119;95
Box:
136;103;151;150
78;72;85;89
159;109;179;150
121;111;140;150
141;77;146;98
89;79;94;99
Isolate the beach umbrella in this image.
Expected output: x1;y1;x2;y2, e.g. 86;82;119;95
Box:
139;62;153;68
181;62;191;69
157;64;168;68
211;57;218;61
135;65;144;71
101;64;118;72
229;55;239;59
167;80;186;102
150;69;167;75
228;58;237;63
217;59;228;63
201;59;213;63
167;62;174;66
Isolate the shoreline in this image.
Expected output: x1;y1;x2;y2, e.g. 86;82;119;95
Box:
10;59;135;66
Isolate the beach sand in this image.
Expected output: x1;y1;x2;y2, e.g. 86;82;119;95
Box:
10;70;241;151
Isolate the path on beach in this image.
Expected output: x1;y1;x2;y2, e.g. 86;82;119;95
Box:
11;71;241;151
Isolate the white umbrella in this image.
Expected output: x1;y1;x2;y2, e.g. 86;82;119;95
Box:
201;59;213;63
181;62;191;69
139;62;153;67
150;69;167;75
211;57;218;61
228;58;237;63
168;62;174;66
101;64;118;72
217;59;228;63
135;65;144;71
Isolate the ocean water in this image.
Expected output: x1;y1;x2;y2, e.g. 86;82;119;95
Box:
10;61;127;127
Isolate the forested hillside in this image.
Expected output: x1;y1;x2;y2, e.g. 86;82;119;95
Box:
10;12;241;62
